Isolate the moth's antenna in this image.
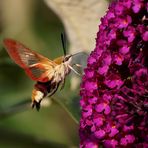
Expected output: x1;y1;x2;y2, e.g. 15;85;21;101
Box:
61;33;67;56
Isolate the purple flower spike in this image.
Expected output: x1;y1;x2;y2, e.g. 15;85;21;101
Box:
79;0;148;147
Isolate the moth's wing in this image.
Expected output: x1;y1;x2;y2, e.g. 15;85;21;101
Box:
3;38;57;82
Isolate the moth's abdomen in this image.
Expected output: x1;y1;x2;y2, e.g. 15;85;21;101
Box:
32;89;44;103
31;81;53;110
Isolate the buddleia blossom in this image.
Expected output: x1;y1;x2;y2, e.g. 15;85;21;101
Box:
79;0;148;147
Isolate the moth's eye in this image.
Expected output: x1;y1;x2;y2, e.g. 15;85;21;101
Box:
63;55;71;62
64;57;69;61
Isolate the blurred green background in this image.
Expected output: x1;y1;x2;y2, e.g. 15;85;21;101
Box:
0;0;80;147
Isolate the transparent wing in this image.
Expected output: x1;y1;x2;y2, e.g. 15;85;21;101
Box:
3;38;57;82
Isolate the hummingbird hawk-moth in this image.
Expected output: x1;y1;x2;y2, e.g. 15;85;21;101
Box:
3;35;81;110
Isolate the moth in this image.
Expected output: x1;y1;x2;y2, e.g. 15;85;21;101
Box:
3;34;81;110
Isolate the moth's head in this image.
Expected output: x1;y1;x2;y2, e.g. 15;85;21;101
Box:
53;55;72;65
63;54;72;63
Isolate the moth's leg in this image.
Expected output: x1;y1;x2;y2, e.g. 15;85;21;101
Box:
68;65;81;76
72;63;84;75
60;79;65;90
48;83;60;97
72;63;82;68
